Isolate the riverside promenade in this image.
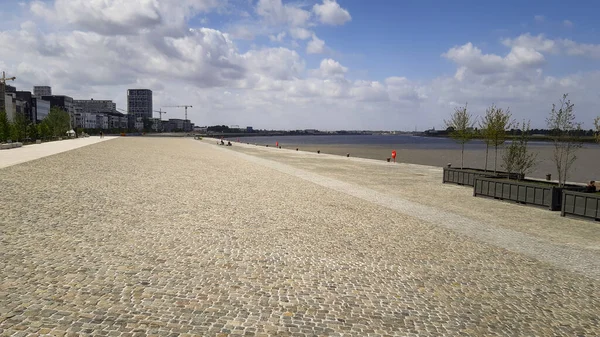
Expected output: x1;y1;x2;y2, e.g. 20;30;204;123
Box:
1;137;598;336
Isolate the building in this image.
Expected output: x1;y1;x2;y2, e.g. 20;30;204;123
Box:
96;114;109;130
35;98;50;122
42;95;74;114
33;86;52;97
15;91;36;123
166;119;185;132
81;113;97;129
127;89;152;120
42;95;74;127
3;92;19;122
106;112;128;130
246;126;253;133
73;98;116;114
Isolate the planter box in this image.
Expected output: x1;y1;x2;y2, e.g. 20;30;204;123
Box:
443;167;523;187
561;190;600;221
36;139;42;144
473;176;585;211
0;142;23;150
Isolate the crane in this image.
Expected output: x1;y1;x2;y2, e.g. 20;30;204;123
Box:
154;109;167;121
1;71;16;85
1;71;16;107
163;105;192;121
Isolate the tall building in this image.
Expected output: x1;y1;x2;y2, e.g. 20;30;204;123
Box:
127;89;153;119
34;86;52;97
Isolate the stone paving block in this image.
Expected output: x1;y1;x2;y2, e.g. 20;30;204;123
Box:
0;138;598;336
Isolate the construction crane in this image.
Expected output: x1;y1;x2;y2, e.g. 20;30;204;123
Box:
1;71;16;86
0;71;16;108
154;109;167;121
163;105;192;121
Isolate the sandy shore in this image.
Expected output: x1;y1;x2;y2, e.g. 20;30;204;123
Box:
269;143;599;183
1;137;598;336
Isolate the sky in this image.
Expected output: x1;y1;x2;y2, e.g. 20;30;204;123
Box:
0;0;599;130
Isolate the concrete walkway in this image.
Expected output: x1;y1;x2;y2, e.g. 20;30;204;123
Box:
0;137;116;169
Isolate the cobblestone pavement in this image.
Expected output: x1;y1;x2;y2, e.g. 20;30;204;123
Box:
1;138;598;336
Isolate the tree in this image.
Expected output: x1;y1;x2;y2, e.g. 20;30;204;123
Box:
0;109;9;142
28;123;39;141
546;94;583;187
142;117;153;133
39;121;51;140
490;107;513;173
45;107;70;138
502;120;538;180
594;116;600;144
12;112;28;142
445;103;475;169
479;106;494;171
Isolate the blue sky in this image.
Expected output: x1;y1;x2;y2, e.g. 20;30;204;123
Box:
1;0;599;130
196;0;600;80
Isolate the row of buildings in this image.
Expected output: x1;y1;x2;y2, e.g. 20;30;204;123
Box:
1;84;195;132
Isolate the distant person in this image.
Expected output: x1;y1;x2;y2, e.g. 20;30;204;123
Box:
585;181;596;193
100;131;103;138
227;141;232;146
220;139;225;145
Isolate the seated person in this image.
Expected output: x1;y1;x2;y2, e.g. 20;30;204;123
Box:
585;181;596;193
227;141;232;146
220;139;225;145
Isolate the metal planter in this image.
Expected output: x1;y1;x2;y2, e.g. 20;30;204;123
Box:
473;176;585;211
561;190;600;221
443;167;523;187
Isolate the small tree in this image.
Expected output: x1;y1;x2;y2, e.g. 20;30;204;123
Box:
546;94;583;187
490;107;513;173
502;120;538;179
594;116;600;144
28;123;39;141
39;120;51;140
12;112;28;142
479;105;495;171
0;109;9;142
445;103;475;169
45;107;70;138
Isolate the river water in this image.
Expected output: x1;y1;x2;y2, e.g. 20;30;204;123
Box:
228;135;600;183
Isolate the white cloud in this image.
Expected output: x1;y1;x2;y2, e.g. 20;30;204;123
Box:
1;2;600;130
307;34;325;54
313;0;351;25
504;33;600;60
560;39;600;59
311;58;348;79
256;0;311;27
563;20;573;28
444;42;541;76
30;0;223;36
502;33;557;53
289;27;312;40
269;31;286;42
